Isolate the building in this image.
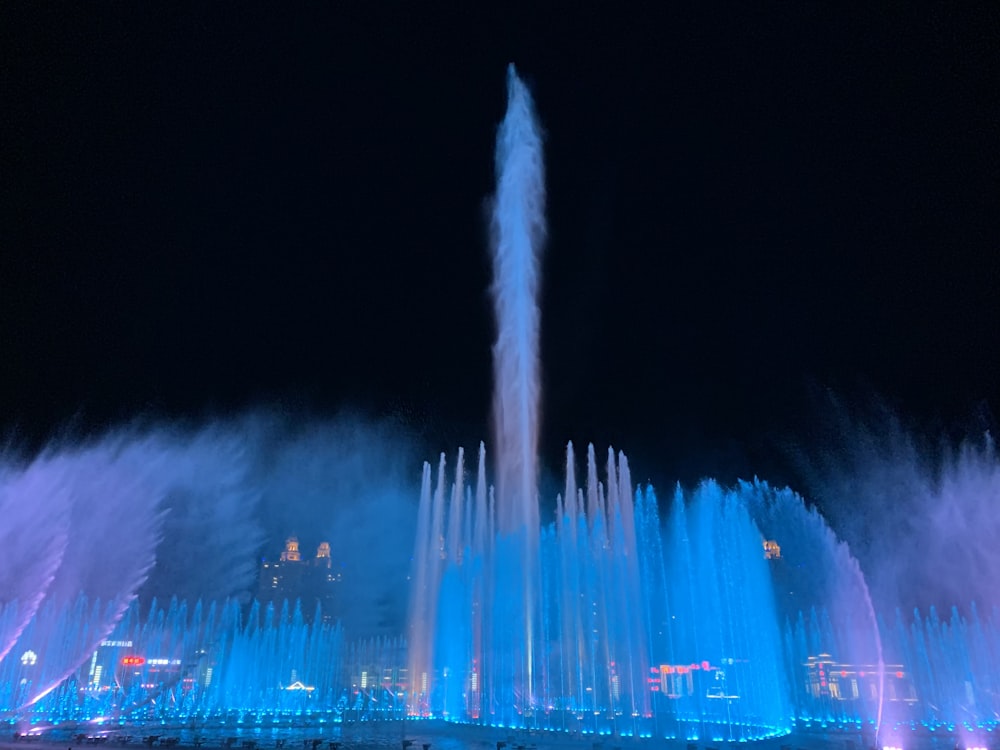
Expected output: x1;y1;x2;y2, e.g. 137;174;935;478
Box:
805;653;916;705
258;537;342;623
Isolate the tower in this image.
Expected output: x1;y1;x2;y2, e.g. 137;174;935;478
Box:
280;536;301;562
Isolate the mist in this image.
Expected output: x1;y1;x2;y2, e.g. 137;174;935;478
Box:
3;410;422;645
798;402;1000;613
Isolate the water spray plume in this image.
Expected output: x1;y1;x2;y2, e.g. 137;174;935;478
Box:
490;63;546;536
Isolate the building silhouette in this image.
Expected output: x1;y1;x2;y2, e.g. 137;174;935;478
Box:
258;537;341;623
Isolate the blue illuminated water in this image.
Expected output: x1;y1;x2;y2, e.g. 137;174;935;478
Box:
405;451;1000;738
402;65;1000;741
406;445;817;739
1;597;408;724
4;65;1000;747
404;65;788;740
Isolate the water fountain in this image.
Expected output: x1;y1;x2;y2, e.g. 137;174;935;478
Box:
407;446;801;738
1;595;350;723
404;66;791;740
404;64;1000;746
0;425;269;722
3;66;1000;749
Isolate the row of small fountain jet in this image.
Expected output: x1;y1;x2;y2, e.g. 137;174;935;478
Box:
3;504;998;739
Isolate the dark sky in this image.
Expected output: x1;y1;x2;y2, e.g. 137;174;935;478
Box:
3;4;998;488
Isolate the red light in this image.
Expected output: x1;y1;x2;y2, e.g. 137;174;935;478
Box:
841;671;848;677
860;671;866;677
701;661;710;671
896;671;904;679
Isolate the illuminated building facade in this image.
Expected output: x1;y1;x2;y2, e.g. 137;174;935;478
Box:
648;659;745;702
342;637;409;718
259;536;342;623
804;653;916;704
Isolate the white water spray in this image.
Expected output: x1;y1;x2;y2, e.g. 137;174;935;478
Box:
489;63;546;710
490;63;546;535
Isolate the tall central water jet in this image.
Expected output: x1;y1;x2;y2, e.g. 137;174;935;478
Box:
489;63;546;713
490;64;545;538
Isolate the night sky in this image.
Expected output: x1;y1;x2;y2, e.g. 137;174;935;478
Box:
3;4;998;490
